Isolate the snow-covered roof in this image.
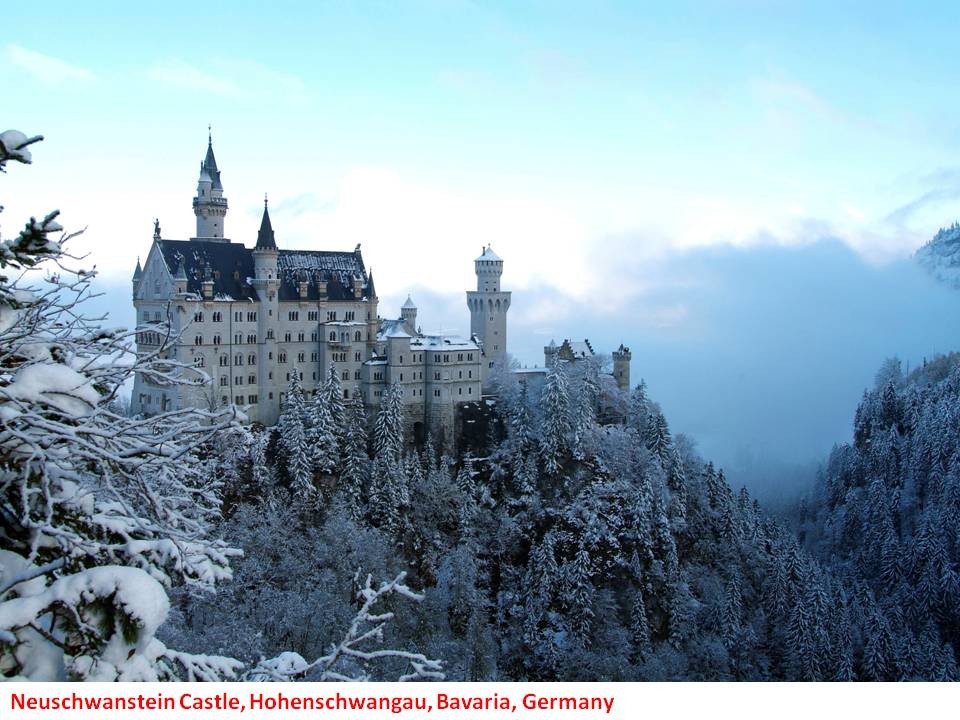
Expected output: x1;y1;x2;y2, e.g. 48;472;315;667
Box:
475;244;502;262
385;326;412;339
412;333;479;351
402;294;417;309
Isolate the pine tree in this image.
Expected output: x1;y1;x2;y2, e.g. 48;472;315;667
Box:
720;571;743;651
308;384;339;474
279;370;314;499
374;381;405;462
627;380;649;433
540;363;571;476
629;586;651;662
564;544;595;643
340;396;369;522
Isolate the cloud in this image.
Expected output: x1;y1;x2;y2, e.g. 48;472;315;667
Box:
146;58;306;104
5;44;94;85
148;59;243;98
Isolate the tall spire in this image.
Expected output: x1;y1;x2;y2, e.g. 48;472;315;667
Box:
193;126;228;240
255;194;277;250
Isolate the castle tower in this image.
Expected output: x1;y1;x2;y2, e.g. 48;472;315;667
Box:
192;129;228;241
612;344;632;392
252;196;281;423
401;295;418;334
466;245;510;388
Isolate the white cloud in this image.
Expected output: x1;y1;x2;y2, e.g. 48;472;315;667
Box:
5;44;94;85
148;59;243;98
146;58;306;103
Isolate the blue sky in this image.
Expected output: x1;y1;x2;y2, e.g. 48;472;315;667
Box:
4;1;960;492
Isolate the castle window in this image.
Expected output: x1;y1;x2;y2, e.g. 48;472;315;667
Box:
329;331;336;341
354;370;360;380
458;354;463;361
268;352;273;360
288;311;299;321
154;311;161;322
194;311;203;323
266;330;274;339
213;312;222;322
467;353;473;361
399;373;403;381
194;335;202;345
399;356;403;364
284;332;291;342
434;372;440;380
268;392;273;400
234;354;243;366
298;332;304;342
468;387;472;394
213;334;221;345
222;395;228;405
344;389;349;399
458;370;462;379
194;356;204;367
327;311;337;321
355;351;361;362
234;311;242;322
458;387;462;395
308;311;318;321
220;377;228;386
279;352;287;363
434;389;440;397
235;333;242;344
443;354;449;363
234;376;242;385
311;332;318;342
248;395;258;404
354;331;361;341
297;352;305;363
342;371;349;381
248;374;256;384
248;354;256;365
468;370;472;378
234;395;242;404
247;311;257;321
219;355;228;367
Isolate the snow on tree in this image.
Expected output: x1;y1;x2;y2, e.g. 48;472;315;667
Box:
0;132;241;680
374;382;405;463
278;370;314;500
322;365;346;448
308;381;339;475
245;572;443;681
339;396;370;522
539;362;570;476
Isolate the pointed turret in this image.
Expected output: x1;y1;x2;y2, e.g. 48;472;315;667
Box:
133;257;143;280
255;195;277;250
401;294;417;333
366;268;376;298
192;127;228;241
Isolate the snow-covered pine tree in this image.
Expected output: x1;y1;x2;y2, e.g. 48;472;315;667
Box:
0;131;241;680
279;370;314;499
540;362;570;476
374;381;405;462
308;381;339;475
339;396;369;522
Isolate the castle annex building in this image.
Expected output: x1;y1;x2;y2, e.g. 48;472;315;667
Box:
131;135;509;443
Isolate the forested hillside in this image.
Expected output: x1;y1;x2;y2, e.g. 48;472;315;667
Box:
796;355;960;679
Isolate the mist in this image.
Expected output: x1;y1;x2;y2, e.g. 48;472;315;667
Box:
391;238;960;504
85;237;959;506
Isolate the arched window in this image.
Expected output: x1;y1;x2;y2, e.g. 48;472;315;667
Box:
329;331;336;341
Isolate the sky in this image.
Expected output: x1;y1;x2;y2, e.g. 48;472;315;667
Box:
4;1;960;498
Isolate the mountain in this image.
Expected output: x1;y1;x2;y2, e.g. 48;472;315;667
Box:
916;223;960;288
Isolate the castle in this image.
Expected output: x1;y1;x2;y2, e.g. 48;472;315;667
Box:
131;134;628;444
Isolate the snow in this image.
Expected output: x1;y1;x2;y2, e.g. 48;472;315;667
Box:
1;362;101;418
0;130;37;164
412;333;479;351
475;244;502;262
0;289;36;334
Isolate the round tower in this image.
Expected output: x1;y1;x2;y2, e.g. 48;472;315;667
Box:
401;295;418;333
612;344;632;392
466;245;511;389
192;129;228;240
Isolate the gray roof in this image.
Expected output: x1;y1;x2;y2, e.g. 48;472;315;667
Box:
255;202;277;250
203;138;223;191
